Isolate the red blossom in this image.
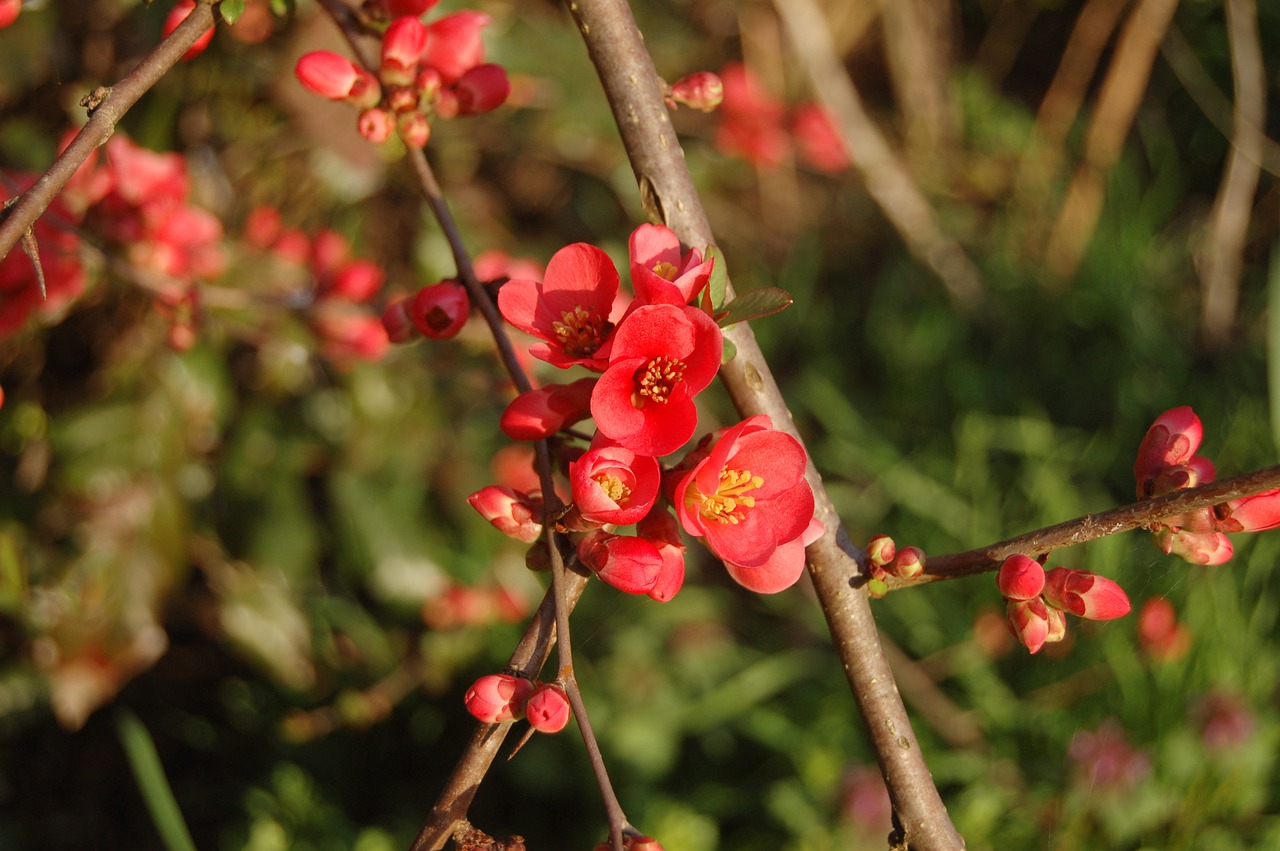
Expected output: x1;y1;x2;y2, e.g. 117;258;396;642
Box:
628;224;713;308
455;64;510;115
422;11;490;84
498;242;620;370
0;0;19;28
568;440;661;527
381;16;429;86
675;415;817;592
500;378;597;441
715;63;790;169
792;103;850;173
525;683;571;733
996;554;1045;602
1217;488;1280;532
468;485;542;543
577;530;665;596
296;51;382;107
1136;597;1191;662
463;673;533;723
1134;406;1206;499
591;303;722;456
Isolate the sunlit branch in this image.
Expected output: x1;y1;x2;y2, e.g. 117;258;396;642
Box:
0;0;220;261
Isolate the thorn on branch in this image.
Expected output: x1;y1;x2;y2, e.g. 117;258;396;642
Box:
1;197;45;298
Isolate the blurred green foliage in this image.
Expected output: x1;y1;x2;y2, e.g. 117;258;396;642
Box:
1;1;1279;850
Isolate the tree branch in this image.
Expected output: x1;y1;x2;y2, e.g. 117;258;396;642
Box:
0;0;219;260
563;0;965;847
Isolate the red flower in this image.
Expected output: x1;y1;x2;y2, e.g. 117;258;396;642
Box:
1134;406;1207;498
1043;568;1131;620
568;440;661;527
628;224;713;308
675;415;817;593
0;0;20;28
455;64;510;115
591;303;722;456
1136;597;1191;662
498;242;620;370
411;280;469;338
792;103;849;173
714;63;790;169
422;11;490;84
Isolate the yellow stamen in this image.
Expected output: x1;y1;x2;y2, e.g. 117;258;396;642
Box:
687;467;764;524
551;305;611;357
651;260;679;281
594;473;631;504
631;356;686;408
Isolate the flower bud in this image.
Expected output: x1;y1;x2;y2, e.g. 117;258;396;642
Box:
463;673;533;723
380;15;428;86
165;1;215;61
1153;528;1233;566
455;64;511;115
500;378;597;441
410;280;469;338
468;485;542;543
637;509;686;603
397;110;432;149
886;546;924;580
357;107;396;143
525;683;571;733
385;84;421;113
1044;605;1067;645
996;554;1045;601
1134;406;1204;498
422;10;490;84
866;534;895;567
1006;597;1051;654
670;72;723;112
296;52;382;107
577;530;663;596
1043;568;1130;620
1217;488;1280;533
381;296;419;343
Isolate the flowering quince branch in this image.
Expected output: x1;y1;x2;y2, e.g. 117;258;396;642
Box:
0;0;220;261
563;0;964;847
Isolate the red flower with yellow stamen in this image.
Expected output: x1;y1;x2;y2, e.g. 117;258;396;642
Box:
674;415;817;592
628;223;713;307
498;242;620;370
590;303;722;456
568;439;661;527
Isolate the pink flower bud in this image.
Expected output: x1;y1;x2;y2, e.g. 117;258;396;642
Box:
397;110;432;148
1150;456;1215;498
381;15;428;86
296;52;382;107
670;71;724;112
0;0;20;28
422;11;490;84
1043;568;1130;620
866;534;895;567
463;673;533;723
357;107;397;143
637;509;686;603
1217;488;1280;533
996;554;1045;601
381;296;419;343
577;530;663;596
1044;605;1068;645
1134;406;1205;498
415;67;443;103
500;378;597;441
468;485;542;543
454;64;510;115
1006;597;1051;654
886;546;924;579
525;683;571;733
165;1;215;61
410;280;469;338
385;84;421;113
1153;527;1234;565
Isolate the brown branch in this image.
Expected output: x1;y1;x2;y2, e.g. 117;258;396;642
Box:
0;0;219;261
563;0;965;847
1197;0;1266;348
888;464;1280;587
771;0;982;310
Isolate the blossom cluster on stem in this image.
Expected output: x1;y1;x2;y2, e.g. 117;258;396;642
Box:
997;554;1130;654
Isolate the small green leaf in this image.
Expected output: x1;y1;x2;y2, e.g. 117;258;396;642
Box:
116;710;198;851
269;0;295;15
715;287;793;328
867;578;888;599
704;244;728;311
220;0;246;24
721;337;737;364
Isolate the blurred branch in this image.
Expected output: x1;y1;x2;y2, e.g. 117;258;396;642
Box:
563;0;966;847
1197;0;1266;348
1161;25;1280;176
772;0;984;310
891;464;1280;587
878;0;956;153
0;0;219;261
1044;0;1177;279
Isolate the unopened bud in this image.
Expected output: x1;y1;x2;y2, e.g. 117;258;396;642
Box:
1043;567;1131;620
886;546;924;580
381;296;419;343
866;534;895;567
397;110;431;148
525;683;571;733
996;554;1045;601
357;107;396;143
468;485;542;543
670;71;723;112
410;279;469;338
455;63;510;115
463;673;533;723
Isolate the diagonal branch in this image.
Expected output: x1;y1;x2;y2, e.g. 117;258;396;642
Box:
563;0;965;847
0;1;219;261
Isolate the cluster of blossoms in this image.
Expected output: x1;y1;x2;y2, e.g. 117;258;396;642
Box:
463;673;570;734
997;554;1130;654
861;534;925;596
463;224;821;597
294;0;508;149
241;206;390;363
1135;406;1280;564
712;63;849;174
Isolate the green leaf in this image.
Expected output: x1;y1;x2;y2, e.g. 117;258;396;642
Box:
116;710;198;851
269;0;295;16
704;244;728;311
715;287;793;328
220;0;246;24
721;337;737;364
867;578;888;598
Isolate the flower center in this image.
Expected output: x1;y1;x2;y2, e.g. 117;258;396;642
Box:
552;305;612;357
651;260;679;281
688;468;763;524
594;472;631;504
631;356;686;407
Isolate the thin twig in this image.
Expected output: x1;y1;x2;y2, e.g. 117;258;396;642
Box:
771;0;983;309
0;0;220;260
563;0;966;847
888;464;1280;587
1197;0;1266;348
